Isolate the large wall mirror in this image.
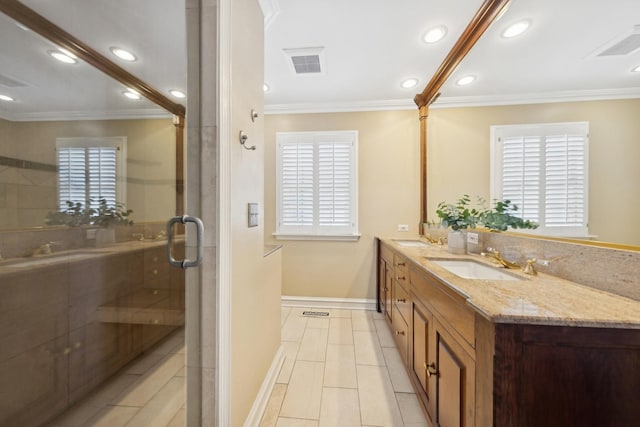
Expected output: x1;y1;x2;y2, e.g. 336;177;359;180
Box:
426;0;640;247
0;0;186;231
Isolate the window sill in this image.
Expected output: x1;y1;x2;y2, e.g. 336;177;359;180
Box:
273;233;361;242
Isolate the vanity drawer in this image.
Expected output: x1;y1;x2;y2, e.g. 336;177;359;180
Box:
394;281;411;326
380;243;393;265
410;266;475;349
394;254;409;277
391;303;408;361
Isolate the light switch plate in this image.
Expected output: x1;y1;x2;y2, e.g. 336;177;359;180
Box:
398;224;409;232
248;203;259;227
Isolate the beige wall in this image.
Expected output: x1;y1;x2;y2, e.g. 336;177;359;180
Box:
264;110;420;300
428;99;640;246
230;0;282;424
0;117;176;229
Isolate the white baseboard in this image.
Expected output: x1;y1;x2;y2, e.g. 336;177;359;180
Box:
281;295;376;311
243;345;285;427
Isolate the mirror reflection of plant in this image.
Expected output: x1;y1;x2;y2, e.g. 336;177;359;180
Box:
45;198;133;227
479;199;538;231
436;195;482;231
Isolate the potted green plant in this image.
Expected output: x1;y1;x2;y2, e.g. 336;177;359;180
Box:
436;195;481;254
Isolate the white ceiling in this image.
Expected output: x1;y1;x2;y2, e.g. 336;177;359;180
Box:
1;0;639;120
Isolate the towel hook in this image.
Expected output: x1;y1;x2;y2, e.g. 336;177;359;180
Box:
239;131;256;150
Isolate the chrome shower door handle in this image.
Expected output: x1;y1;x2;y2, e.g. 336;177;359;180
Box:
167;215;204;268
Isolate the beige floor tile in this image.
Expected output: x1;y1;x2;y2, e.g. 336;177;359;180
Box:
167;408;186;427
126;351;170;375
260;383;288;427
281;307;292;327
319;387;361;427
353;331;385;366
151;333;185;355
375;319;396;348
371;310;385;320
175;367;186;377
328;317;354;345
277;341;300;384
306;317;330;329
114;353;184;407
327;309;352;318
396;393;429;425
280;361;324;420
323;344;357;389
383;347;414;393
124;376;185;427
48;402;105;427
297;328;329;362
84;405;139;427
276;418;319;427
281;314;308;342
352;311;376;331
357;365;404;426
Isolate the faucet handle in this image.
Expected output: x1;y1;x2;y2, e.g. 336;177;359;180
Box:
523;258;538;276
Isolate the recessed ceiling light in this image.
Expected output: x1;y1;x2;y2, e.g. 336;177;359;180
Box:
123;89;141;100
15;22;30;31
169;89;186;98
58;48;77;59
0;94;15;102
423;26;448;44
456;75;476;86
110;47;137;62
263;83;270;92
401;78;419;89
49;50;77;64
502;20;531;38
632;65;640;72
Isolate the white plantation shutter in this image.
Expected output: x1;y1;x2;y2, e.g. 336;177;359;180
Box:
56;137;126;210
492;122;588;237
276;131;358;238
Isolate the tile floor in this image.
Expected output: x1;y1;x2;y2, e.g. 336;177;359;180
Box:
49;307;430;427
48;329;186;427
260;307;430;427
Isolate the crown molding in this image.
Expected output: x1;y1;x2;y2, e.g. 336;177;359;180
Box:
0;108;172;122
431;88;640;109
258;0;280;30
264;98;416;115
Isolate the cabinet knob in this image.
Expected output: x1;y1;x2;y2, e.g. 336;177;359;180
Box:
395;330;405;336
396;298;406;303
153;269;158;275
153;256;158;262
396;262;406;267
384;287;388;292
396;276;405;281
426;362;437;378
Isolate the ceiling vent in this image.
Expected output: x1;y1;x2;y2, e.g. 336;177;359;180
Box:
283;47;325;75
591;25;640;57
0;73;28;88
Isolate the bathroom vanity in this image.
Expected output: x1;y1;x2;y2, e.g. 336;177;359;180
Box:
377;237;640;427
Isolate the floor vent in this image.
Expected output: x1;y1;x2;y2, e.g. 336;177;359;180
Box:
302;310;330;317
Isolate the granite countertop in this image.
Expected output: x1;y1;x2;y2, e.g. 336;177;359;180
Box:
380;237;640;329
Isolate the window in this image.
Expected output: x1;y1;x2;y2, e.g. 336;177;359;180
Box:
491;122;589;237
56;137;127;210
275;131;359;240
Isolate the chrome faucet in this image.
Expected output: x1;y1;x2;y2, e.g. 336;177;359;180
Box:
424;234;446;245
480;247;520;269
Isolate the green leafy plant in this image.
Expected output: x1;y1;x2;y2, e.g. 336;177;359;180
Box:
45;198;133;227
479;199;538;231
436;195;482;231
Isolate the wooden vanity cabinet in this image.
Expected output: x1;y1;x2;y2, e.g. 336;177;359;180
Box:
410;266;475;427
378;242;393;321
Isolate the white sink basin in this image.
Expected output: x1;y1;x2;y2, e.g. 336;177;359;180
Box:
394;239;429;247
430;259;523;281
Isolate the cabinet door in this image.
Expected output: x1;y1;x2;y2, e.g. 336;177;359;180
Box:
384;262;393;322
435;322;475;427
413;302;436;420
378;258;386;314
